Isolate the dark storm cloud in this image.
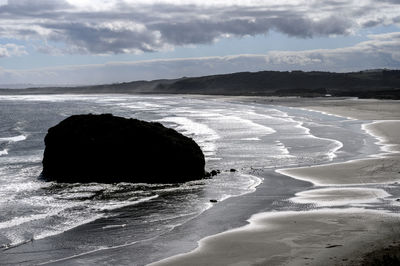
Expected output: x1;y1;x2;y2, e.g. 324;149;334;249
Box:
151;15;352;46
0;0;71;17
362;19;385;28
149;19;270;45
0;0;399;54
42;22;162;54
270;16;353;37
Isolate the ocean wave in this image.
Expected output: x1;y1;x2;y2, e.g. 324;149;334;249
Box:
240;137;261;141
157;116;220;157
102;224;127;229
285;117;344;161
0;202;80;230
274;140;290;155
94;195;159;211
215;115;276;135
0;180;45;198
239;174;263;194
0;134;26;142
0;193;159;248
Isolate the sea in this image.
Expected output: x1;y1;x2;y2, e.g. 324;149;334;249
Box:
0;94;382;264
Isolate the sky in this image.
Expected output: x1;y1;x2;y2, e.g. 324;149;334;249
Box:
0;0;400;85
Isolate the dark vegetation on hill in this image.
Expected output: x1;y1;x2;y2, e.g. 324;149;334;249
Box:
1;70;400;99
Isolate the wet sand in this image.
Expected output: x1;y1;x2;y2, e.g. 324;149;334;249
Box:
151;209;400;266
152;97;400;266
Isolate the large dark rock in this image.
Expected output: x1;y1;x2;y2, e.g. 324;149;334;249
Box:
41;114;206;183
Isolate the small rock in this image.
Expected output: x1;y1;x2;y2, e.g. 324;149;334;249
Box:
230;168;237;172
325;244;342;248
210;199;218;203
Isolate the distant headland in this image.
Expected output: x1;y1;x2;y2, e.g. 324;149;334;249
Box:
1;69;399;99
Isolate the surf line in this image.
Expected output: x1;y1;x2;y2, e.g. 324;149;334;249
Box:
276;119;400;187
1;238;34;251
0;135;27;142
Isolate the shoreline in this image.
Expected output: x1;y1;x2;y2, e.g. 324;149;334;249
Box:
6;170;310;265
1;95;399;265
151;209;400;266
1;95;315;265
151;97;400;265
276;120;400;186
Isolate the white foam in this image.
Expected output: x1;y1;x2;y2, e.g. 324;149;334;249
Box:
290;187;391;207
265;106;345;161
276;155;400;187
32;213;105;245
118;101;165;110
362;120;400;155
274;140;290;155
289;106;356;121
94;195;159;211
157;116;220;156
324;138;344;160
158;117;219;140
276;120;400;188
217;115;276;135
0;135;26;142
244;110;291;125
0;149;8;156
241;137;260;141
241;174;263;193
102;224;127;229
0;183;159;247
0;94;85;102
0;202;81;230
1;233;33;250
210;173;263;201
292;119;343;160
0;196;159;249
0;180;45;195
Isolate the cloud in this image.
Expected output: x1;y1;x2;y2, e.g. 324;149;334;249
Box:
1;32;399;85
267;32;400;68
0;0;399;54
0;43;27;57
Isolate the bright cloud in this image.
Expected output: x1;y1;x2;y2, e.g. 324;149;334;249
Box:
0;0;399;55
0;43;27;57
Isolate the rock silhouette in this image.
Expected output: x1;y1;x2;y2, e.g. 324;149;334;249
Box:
41;114;206;183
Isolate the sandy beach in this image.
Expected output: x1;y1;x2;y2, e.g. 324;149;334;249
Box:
1;96;399;266
151;97;400;266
